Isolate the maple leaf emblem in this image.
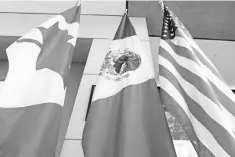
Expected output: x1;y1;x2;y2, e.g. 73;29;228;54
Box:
36;22;75;86
17;21;76;88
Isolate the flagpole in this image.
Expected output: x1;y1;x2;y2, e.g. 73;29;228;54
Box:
159;0;164;11
76;0;82;6
125;0;129;14
124;9;128;15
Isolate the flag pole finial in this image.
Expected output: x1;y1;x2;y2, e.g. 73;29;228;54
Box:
76;0;82;6
159;0;164;11
124;9;128;14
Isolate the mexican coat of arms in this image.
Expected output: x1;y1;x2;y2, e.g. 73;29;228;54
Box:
99;48;142;81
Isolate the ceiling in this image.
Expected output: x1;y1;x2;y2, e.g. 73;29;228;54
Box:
129;1;235;41
0;1;234;63
0;36;93;63
0;1;234;41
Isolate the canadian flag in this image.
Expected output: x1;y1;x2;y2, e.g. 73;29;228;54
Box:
0;4;80;157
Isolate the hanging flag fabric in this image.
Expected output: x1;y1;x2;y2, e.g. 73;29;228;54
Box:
82;12;177;157
0;4;80;157
158;4;235;157
0;62;7;91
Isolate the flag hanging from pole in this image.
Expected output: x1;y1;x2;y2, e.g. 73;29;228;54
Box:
158;4;235;157
0;4;80;157
82;11;177;157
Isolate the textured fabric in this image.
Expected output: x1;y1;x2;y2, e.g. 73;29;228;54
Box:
83;79;177;157
0;5;80;157
159;5;235;157
113;13;137;40
82;12;176;157
0;104;62;157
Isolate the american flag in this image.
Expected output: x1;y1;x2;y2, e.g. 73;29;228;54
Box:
158;5;235;157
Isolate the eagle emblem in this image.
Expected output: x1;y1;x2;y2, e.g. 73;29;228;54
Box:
99;49;141;81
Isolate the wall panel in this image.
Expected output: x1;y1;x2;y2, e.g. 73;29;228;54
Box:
60;140;84;157
0;1;76;14
0;14;148;40
66;75;98;139
78;16;148;39
0;1;126;15
81;0;126;15
0;14;53;36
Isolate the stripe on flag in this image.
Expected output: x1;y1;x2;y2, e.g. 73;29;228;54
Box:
158;5;235;157
159;87;215;157
170;36;235;132
159;75;227;157
159;62;235;156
